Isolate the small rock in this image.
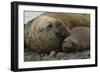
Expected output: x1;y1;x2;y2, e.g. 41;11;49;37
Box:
24;54;32;61
49;51;56;57
40;53;45;57
42;55;50;60
63;53;77;60
56;52;65;59
30;54;41;61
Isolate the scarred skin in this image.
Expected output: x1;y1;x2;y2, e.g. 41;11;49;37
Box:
62;26;90;52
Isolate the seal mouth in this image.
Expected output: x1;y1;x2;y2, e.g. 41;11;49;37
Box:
55;32;63;38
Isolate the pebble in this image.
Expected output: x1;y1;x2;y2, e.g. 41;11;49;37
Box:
24;54;32;61
56;52;65;59
42;55;50;60
49;51;56;57
31;54;41;61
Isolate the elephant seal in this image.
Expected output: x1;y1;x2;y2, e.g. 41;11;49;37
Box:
41;12;90;29
62;26;90;52
24;15;70;53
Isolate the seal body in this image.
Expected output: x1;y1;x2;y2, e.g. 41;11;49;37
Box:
24;15;70;53
62;26;90;52
42;12;90;29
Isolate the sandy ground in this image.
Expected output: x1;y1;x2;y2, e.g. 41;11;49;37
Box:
24;48;90;62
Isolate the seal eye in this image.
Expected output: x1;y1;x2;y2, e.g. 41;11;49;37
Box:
48;24;52;28
47;23;52;31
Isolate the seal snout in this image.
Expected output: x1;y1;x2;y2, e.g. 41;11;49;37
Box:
53;21;70;38
62;37;77;52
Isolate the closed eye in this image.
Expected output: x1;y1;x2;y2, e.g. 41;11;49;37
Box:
48;24;52;28
48;22;52;28
46;22;53;31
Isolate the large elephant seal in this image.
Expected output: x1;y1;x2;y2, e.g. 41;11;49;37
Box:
62;26;90;52
24;15;70;53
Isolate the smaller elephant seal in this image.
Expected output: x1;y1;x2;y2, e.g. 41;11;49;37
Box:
62;26;90;52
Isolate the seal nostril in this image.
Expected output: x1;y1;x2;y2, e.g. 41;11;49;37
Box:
55;32;62;37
